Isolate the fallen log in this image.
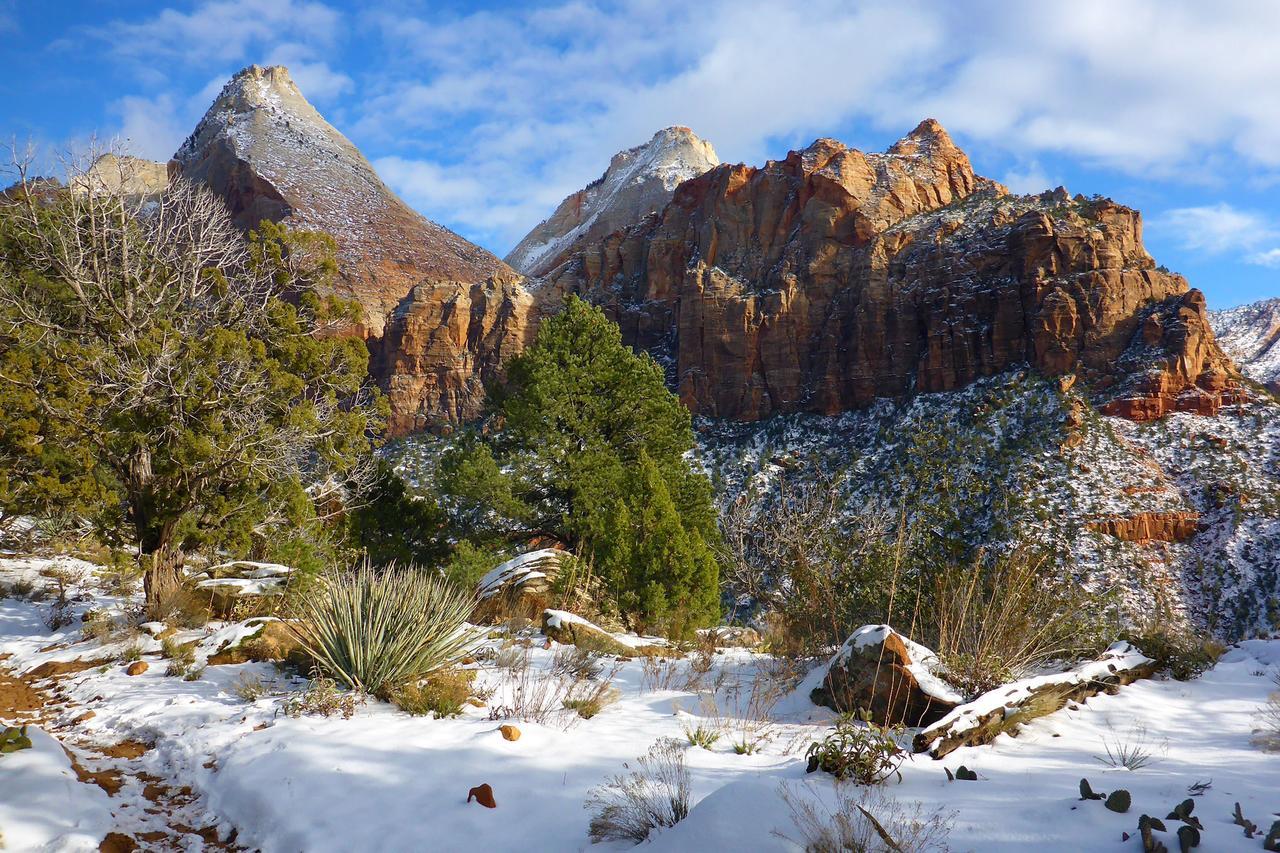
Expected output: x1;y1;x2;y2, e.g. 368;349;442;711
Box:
913;642;1156;758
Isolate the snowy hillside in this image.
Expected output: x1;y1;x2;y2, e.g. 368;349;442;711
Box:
1211;297;1280;391
1;558;1277;851
698;371;1280;640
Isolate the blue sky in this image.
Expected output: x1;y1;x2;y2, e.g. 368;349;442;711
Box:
2;0;1279;309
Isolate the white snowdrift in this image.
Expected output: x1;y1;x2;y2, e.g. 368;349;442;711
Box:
0;727;113;852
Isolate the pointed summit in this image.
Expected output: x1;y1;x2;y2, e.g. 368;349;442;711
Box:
505;126;720;276
172;64;510;335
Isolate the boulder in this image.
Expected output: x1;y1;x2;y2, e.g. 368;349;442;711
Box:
809;625;963;727
499;724;521;742
541;610;636;657
541;609;632;656
206;619;305;666
697;626;762;648
475;549;564;622
125;661;148;676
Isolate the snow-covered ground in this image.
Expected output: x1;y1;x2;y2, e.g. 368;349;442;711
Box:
1;556;1278;851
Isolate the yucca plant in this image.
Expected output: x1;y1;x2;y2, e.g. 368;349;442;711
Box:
289;561;477;694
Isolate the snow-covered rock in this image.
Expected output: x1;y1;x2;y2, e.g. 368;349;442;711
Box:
810;624;963;726
477;549;562;601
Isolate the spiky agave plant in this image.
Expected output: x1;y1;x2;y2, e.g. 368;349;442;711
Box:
290;561;477;694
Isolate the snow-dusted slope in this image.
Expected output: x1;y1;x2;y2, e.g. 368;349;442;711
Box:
172;65;510;335
698;370;1280;640
505;126;719;276
1211;296;1280;391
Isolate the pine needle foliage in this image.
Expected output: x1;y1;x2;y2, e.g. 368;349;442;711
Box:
289;561;476;694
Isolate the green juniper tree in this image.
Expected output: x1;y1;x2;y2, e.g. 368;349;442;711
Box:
0;155;383;613
441;295;720;634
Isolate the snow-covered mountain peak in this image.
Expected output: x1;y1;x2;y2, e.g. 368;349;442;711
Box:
505;126;720;276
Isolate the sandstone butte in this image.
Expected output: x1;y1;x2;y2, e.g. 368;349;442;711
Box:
163;65;1245;435
543;119;1245;425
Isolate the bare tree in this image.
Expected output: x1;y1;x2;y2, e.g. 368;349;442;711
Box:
0;144;380;612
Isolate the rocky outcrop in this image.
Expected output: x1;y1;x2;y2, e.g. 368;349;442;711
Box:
507;127;719;276
1086;511;1201;544
1210;297;1280;394
546;120;1243;423
1098;290;1246;420
75;154;168;201
371;275;535;434
810;625;963;727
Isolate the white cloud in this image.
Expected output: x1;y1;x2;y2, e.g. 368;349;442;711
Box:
350;0;1280;252
1247;248;1280;268
99;0;342;66
1155;203;1275;254
109;94;189;161
264;43;352;102
1000;162;1059;195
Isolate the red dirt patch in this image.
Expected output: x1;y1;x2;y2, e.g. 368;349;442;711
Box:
0;666;47;719
99;739;150;760
98;831;138;852
27;657;112;680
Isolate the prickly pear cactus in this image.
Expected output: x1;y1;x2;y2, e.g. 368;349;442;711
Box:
1177;824;1200;852
1080;778;1104;800
1264;819;1280;852
1105;790;1131;813
0;725;32;754
1233;802;1258;838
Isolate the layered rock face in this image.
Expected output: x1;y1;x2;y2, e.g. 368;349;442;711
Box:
546;120;1242;422
372;275;535;434
171;65;511;337
506;126;719;276
1210;297;1280;393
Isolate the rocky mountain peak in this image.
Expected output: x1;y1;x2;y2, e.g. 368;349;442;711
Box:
171;63;511;337
504;126;720;276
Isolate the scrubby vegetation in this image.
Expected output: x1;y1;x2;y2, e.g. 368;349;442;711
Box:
804;712;907;785
586;738;691;844
438;296;722;637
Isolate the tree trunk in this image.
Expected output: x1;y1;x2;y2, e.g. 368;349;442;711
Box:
140;521;184;618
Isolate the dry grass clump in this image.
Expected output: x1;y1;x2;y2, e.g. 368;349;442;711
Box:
117;641;144;664
1094;723;1165;771
776;782;955;852
1254;672;1280;753
586;738;690;844
389;669;476;718
232;672;268;702
927;545;1112;696
162;636;202;679
283;677;363;719
289;561;476;694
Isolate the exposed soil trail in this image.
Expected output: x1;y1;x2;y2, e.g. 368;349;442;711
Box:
1;659;244;852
